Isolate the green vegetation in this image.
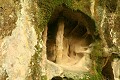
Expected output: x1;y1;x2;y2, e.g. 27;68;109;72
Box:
37;0;92;29
41;75;47;80
91;40;103;60
64;72;103;80
37;0;72;29
78;73;102;80
90;40;104;80
29;44;42;80
26;0;46;79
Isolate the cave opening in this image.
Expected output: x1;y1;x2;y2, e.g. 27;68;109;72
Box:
44;4;96;66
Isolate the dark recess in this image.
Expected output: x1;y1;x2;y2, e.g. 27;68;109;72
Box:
105;0;118;13
46;4;97;62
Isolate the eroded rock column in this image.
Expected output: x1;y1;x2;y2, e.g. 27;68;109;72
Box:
56;18;64;64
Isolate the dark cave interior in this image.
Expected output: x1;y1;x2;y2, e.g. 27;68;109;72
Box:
46;4;96;63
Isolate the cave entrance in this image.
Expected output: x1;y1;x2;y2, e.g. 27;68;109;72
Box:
44;4;96;66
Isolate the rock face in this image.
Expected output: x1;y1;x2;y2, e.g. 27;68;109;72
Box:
112;58;120;80
0;0;38;80
0;0;120;80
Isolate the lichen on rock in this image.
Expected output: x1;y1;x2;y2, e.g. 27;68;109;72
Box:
0;0;120;80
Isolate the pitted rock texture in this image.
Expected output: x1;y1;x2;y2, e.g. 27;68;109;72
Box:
0;0;37;79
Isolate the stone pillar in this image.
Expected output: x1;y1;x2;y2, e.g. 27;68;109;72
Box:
56;18;64;64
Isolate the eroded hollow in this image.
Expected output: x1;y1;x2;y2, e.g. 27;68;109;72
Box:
45;4;96;67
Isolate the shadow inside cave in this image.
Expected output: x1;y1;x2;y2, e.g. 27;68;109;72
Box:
45;4;96;66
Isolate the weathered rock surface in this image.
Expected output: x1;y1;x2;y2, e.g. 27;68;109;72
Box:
0;0;38;79
0;0;120;80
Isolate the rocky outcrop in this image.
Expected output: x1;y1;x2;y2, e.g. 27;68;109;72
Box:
0;0;38;79
0;0;120;80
